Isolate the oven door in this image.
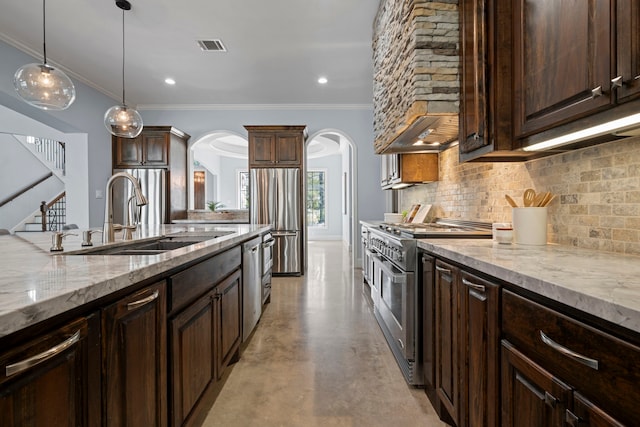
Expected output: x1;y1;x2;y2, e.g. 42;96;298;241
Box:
373;254;414;360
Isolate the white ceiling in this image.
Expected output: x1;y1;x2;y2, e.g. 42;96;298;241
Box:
0;0;379;108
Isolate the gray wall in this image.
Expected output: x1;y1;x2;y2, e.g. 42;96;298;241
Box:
0;40;116;227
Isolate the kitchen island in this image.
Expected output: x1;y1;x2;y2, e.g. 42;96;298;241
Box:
0;224;270;427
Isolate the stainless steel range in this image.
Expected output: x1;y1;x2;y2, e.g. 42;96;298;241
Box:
364;219;492;386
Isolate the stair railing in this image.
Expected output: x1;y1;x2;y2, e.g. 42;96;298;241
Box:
40;192;67;232
0;172;53;208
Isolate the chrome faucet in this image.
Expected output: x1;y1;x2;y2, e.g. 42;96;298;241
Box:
103;172;148;243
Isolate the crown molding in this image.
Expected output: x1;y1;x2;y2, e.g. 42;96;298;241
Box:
137;103;374;111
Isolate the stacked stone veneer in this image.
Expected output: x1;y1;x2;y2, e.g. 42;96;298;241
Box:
373;0;460;153
399;138;640;255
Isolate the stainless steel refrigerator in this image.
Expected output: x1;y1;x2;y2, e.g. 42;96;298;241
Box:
250;168;301;275
112;168;167;225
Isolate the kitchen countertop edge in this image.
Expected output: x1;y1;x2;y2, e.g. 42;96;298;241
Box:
0;224;271;339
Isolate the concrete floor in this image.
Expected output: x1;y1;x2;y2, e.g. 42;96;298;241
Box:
202;241;446;426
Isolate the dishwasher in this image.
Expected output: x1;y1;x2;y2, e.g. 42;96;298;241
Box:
242;236;262;342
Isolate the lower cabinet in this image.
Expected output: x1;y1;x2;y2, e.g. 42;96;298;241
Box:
169;253;242;427
0;314;101;427
103;281;167;427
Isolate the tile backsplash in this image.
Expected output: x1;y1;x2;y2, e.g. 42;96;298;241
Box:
399;137;640;255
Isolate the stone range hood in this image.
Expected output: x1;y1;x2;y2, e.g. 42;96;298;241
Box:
373;0;460;154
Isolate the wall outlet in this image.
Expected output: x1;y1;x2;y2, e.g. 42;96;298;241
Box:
95;190;104;199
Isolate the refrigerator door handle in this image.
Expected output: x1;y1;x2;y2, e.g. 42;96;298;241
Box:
272;232;298;237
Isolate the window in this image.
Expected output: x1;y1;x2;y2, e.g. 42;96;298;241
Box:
307;170;326;227
238;170;249;209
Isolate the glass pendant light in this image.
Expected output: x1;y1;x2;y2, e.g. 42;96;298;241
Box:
104;0;143;139
13;0;76;110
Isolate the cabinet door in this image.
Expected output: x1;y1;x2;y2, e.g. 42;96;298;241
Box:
460;272;500;427
170;290;216;427
501;340;572;427
616;1;640;102
114;136;143;168
513;0;612;138
249;134;275;166
0;315;100;427
103;282;167;427
565;392;625;427
142;132;169;166
216;268;242;376
434;260;460;425
274;133;302;166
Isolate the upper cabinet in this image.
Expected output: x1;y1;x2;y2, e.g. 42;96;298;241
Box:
245;125;307;168
512;0;612;139
113;126;189;169
380;153;438;190
460;0;640;162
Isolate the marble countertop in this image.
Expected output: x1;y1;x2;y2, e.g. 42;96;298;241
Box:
417;239;640;334
0;223;270;339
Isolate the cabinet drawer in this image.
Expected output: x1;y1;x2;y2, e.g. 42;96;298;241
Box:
169;246;241;313
502;290;640;423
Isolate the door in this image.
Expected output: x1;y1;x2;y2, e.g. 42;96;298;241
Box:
616;0;640;102
193;171;205;210
272;231;300;274
501;340;572;427
103;282;167;427
216;268;242;373
170;291;215;427
460;272;500;427
0;315;100;427
435;260;460;425
513;0;612;138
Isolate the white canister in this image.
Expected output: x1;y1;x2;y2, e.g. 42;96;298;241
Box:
512;207;548;245
492;222;512;242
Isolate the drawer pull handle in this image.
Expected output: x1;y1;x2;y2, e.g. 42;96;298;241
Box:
127;290;159;311
591;86;603;98
462;278;485;292
539;331;599;370
6;331;81;377
565;410;580;427
435;266;451;274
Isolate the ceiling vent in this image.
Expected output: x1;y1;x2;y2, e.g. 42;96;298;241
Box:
197;39;227;52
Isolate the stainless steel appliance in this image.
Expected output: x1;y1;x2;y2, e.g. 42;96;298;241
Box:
250;168;301;275
261;232;275;304
112;168;167;225
367;219;492;386
242;236;262;342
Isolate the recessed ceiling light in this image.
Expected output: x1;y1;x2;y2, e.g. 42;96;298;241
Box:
318;77;328;84
165;78;176;85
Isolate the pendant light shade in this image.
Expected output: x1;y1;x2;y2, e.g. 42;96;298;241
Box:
13;0;76;110
104;105;143;138
104;0;143;139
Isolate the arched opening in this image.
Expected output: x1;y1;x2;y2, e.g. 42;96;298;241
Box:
305;129;358;266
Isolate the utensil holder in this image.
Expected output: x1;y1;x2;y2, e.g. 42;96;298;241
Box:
512;207;548;245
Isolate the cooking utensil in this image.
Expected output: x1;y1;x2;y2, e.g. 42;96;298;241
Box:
505;194;518;208
541;194;556;207
523;188;536;207
533;192;546;207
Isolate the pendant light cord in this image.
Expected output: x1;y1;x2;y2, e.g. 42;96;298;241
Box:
42;0;47;64
121;9;126;106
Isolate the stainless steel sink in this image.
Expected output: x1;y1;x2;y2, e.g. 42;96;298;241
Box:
71;230;235;255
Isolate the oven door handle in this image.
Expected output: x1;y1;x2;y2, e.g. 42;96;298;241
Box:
261;238;275;249
372;253;406;283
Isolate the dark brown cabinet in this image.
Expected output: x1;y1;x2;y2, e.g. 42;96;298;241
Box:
616;1;640;102
459;0;517;162
112;126;189;222
459;271;499;427
0;314;100;427
501;340;572;427
380;153;438;189
245;125;306;167
168;247;242;427
103;281;167;427
502;290;636;426
512;0;613;139
434;259;460;425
